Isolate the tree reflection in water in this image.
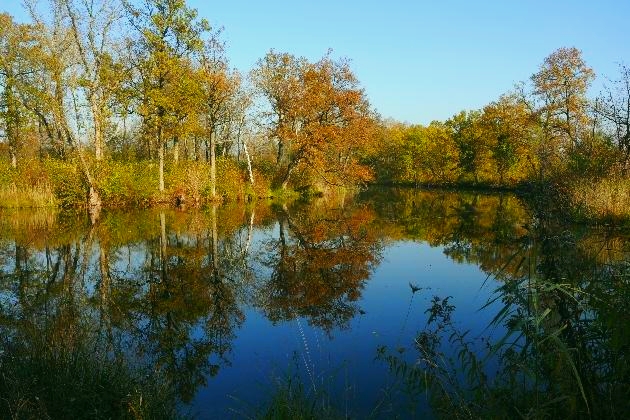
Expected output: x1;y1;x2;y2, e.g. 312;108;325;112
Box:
0;190;628;418
370;188;630;418
254;202;383;333
0;198;384;416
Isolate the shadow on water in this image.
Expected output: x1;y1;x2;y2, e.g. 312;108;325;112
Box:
0;189;629;418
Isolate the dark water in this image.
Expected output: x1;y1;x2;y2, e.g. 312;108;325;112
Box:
1;188;629;418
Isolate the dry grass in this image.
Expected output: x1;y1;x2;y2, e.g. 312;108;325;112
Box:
570;177;630;220
0;183;57;208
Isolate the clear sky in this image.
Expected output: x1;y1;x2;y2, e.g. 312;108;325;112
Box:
3;0;630;124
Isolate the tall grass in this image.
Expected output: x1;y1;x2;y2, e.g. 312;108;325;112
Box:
569;176;630;222
256;375;343;420
0;335;183;420
378;219;630;418
0;160;57;208
0;183;56;208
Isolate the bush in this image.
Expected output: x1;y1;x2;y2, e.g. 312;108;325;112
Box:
95;160;157;207
216;157;247;200
248;167;272;199
44;158;87;208
164;161;210;205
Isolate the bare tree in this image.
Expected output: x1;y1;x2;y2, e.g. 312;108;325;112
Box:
25;0;102;212
597;63;630;172
61;0;122;161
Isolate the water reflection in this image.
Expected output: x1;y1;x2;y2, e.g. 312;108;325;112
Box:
368;189;630;418
0;189;628;418
0;198;385;416
254;203;382;333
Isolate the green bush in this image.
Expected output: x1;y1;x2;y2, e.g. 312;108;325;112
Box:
43;159;87;208
95;160;157;207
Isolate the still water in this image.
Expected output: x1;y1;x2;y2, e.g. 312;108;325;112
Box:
1;188;628;418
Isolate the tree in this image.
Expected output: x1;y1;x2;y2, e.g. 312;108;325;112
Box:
298;55;377;187
252;51;377;189
124;0;210;192
481;93;532;184
531;47;594;154
446;110;486;183
597;63;630;172
250;50;304;175
420;122;460;183
0;14;37;168
197;40;241;198
24;0;102;211
60;0;122;161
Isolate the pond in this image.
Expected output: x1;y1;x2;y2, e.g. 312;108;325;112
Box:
0;188;628;418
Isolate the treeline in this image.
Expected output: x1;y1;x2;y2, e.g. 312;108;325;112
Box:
370;48;630;220
1;1;629;220
0;0;378;209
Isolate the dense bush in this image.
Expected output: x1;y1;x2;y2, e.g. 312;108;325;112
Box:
44;158;87;208
95;160;157;207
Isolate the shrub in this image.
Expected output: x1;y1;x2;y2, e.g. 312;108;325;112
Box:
44;158;87;208
165;161;210;205
216;157;247;200
95;160;157;207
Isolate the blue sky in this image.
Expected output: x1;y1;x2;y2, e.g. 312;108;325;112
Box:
4;0;629;124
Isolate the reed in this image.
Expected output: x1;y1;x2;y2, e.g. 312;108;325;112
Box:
0;183;56;208
569;176;630;221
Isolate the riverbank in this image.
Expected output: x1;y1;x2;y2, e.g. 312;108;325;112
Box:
0;157;272;209
3;159;630;227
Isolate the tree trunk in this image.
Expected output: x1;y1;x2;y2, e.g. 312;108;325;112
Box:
88;185;101;224
210;129;217;199
158;132;165;192
280;162;296;190
91;99;104;160
245;209;254;254
277;139;284;165
243;137;255;185
4;81;19;168
9;146;17;169
99;245;111;305
173;136;179;163
210;204;218;272
159;211;167;279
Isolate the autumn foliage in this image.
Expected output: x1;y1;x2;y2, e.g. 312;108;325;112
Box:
372;47;630;219
251;51;378;190
1;0;630;221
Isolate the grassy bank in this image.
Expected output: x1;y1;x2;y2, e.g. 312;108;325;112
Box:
0;157;272;209
0;157;361;210
4;157;630;226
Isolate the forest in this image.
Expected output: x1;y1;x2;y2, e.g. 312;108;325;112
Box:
1;0;629;222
